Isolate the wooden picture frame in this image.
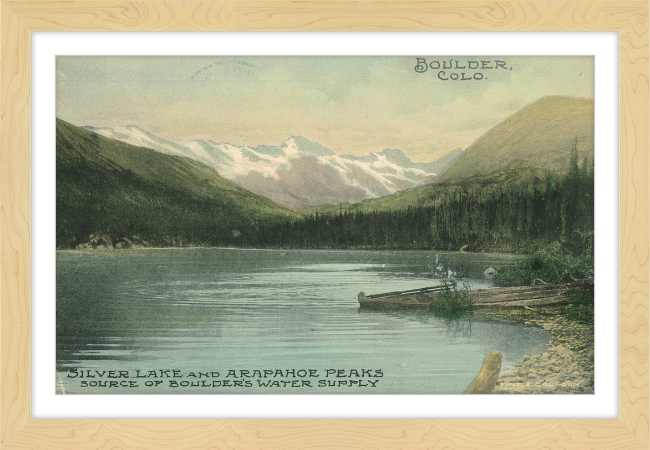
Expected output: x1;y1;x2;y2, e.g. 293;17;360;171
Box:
1;1;647;449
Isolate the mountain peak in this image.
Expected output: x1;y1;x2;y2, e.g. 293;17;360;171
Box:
436;95;594;183
534;94;593;105
378;148;407;157
285;136;334;157
124;124;156;134
73;123;462;209
377;148;413;166
84;124;153;139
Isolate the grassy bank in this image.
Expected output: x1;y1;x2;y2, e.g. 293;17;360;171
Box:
492;244;594;325
494;249;593;287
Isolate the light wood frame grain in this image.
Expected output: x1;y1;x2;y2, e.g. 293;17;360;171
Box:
1;1;648;449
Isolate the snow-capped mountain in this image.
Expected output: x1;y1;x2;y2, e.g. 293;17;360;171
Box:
83;125;463;209
83;125;194;159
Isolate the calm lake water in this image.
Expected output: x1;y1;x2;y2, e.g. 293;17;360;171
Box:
56;248;551;394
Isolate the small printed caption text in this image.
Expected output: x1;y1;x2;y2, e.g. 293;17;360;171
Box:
66;368;384;389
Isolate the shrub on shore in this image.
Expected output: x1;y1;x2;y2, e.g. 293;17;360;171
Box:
494;249;593;287
493;244;594;327
562;282;594;325
430;280;474;320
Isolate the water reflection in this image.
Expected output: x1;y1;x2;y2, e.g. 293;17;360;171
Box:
57;248;548;394
444;317;473;341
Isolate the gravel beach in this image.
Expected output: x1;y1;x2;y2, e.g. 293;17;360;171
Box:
488;306;594;394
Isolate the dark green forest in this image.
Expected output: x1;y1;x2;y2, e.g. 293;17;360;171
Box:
258;149;593;255
56;119;298;249
57;119;593;256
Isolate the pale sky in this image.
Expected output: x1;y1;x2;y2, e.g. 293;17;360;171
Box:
57;56;593;162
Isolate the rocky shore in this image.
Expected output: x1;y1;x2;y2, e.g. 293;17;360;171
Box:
488;306;594;394
73;233;151;250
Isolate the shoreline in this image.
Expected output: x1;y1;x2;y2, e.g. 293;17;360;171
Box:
56;246;519;257
486;306;594;394
57;246;593;394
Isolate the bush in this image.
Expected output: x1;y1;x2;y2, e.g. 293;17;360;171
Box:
494;249;593;287
562;282;594;325
430;280;474;320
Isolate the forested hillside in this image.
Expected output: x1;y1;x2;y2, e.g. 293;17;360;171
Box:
259;150;593;254
57;94;594;255
56;119;298;249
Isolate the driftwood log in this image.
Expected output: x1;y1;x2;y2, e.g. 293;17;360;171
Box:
358;283;573;311
464;351;503;394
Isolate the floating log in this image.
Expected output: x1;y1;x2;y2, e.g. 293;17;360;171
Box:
362;285;447;299
357;283;573;311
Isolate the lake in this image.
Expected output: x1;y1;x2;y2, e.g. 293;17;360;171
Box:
56;248;551;394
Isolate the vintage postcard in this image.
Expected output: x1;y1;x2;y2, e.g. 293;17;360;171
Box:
56;56;594;394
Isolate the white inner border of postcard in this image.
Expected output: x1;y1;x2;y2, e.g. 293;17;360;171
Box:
32;31;619;419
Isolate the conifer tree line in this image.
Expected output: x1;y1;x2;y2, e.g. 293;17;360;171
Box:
257;148;594;254
57;141;593;254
